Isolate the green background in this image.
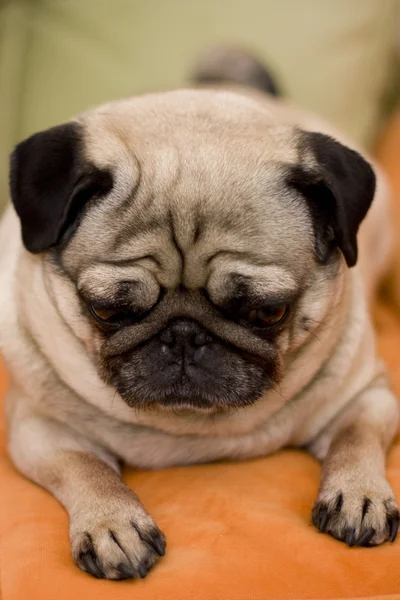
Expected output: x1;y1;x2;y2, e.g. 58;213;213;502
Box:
1;0;399;211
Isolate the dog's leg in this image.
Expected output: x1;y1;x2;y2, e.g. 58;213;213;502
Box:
309;379;399;546
6;388;166;580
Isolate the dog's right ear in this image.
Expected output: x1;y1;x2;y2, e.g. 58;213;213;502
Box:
286;131;376;268
9;122;113;254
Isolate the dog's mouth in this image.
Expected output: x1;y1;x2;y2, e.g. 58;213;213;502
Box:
105;354;279;413
99;318;282;412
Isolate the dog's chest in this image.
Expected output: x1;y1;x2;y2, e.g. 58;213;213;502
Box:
99;411;294;470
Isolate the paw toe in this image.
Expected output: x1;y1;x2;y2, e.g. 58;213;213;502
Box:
386;507;399;542
71;511;166;579
355;526;375;547
344;527;356;547
312;483;399;548
78;548;104;579
312;502;330;532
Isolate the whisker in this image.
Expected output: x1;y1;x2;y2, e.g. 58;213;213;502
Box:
305;317;334;331
268;381;287;402
302;325;322;344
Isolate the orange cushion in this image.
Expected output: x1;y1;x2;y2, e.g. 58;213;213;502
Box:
2;117;400;598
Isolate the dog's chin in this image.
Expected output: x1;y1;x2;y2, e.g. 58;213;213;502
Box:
120;395;262;415
159;395;229;414
115;380;269;414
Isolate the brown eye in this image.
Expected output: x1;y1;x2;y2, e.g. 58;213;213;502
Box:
247;304;288;328
89;305;134;324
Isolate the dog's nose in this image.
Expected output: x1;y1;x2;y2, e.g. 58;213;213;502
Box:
159;319;212;358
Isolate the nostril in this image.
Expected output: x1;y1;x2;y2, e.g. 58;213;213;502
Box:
193;332;212;347
159;329;175;346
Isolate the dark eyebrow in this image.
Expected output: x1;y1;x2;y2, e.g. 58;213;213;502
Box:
230;290;299;310
229;271;300;298
77;282;164;310
205;284;300;316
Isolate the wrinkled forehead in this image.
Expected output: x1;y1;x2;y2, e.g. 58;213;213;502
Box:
80;89;302;170
62;91;315;290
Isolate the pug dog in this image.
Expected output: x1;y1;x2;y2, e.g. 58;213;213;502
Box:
0;47;399;581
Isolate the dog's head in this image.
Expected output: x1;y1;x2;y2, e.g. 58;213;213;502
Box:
9;90;375;412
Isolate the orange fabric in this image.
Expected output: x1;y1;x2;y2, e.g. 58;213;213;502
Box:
2;118;400;599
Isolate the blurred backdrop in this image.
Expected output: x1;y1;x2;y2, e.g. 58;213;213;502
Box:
1;0;399;212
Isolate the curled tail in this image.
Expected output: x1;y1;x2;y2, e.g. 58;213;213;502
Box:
190;46;281;97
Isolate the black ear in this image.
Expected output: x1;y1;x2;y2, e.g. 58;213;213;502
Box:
9;122;113;254
287;131;376;267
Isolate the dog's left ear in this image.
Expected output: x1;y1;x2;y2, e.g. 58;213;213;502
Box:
9;122;113;254
287;131;376;267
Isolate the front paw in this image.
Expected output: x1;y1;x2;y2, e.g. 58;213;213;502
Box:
70;495;166;580
312;473;399;547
